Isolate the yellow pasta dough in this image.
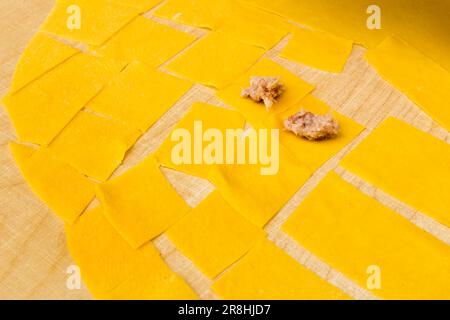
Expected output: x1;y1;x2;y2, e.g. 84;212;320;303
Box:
166;191;265;279
41;0;142;46
341;117;450;228
153;0;231;29
8;33;79;93
10;143;95;224
212;239;349;299
267;95;364;171
47;111;141;182
208;145;311;227
113;0;162;11
246;0;450;71
282;172;450;300
366;36;450;131
3;53;125;146
97;16;197;68
66;206;197;299
155;103;246;179
165;32;265;89
216;1;291;49
280;27;353;73
87;61;192;132
217;58;315;127
96;155;190;249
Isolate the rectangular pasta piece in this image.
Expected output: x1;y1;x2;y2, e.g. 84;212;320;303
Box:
47;111;141;182
165;32;265;89
87;61;192;132
10;142;95;224
166;191;266;279
96;16;197;68
155;103;246;179
113;0;162;11
366;36;450;131
3;53;125;146
282;172;450;300
96;155;190;249
267;94;364;171
280;27;353;73
66;206;197;299
217;58;315;127
41;0;143;45
8;33;79;93
341;117;450;227
207;145;311;227
212;239;349;300
153;0;231;29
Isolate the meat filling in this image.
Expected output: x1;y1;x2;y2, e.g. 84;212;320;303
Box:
284;110;339;141
241;76;284;110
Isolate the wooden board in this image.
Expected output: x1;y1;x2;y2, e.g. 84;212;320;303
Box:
0;0;449;300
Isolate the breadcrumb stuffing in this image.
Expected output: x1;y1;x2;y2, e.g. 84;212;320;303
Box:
284;110;339;141
241;76;284;110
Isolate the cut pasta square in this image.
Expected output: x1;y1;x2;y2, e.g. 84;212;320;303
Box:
166;191;265;278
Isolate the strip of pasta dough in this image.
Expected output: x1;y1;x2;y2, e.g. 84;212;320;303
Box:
87;61;192;132
207;145;311;227
366;36;450;132
155;103;246;179
268;95;364;171
165;32;265;89
166;191;265;279
212;239;349;299
96;16;197;68
3;53;125;146
282;172;450;299
96;155;190;249
41;0;143;46
341;117;450;227
8;33;79;93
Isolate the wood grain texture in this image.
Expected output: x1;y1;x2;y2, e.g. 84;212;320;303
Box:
0;0;448;300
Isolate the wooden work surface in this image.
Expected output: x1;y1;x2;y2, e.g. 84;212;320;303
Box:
0;0;449;300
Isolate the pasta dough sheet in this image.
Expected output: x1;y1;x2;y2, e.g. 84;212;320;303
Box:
282;172;450;300
47;111;141;182
97;16;197;68
267;95;364;171
280;27;353;73
155;103;246;179
212;239;349;300
216;1;291;50
166;191;265;279
165;32;265;89
41;0;142;46
246;0;450;71
66;206;197;299
87;61;192;132
153;0;231;29
8;33;79;94
217;58;315;127
10;143;95;224
366;36;450;132
208;145;311;227
3;53;125;146
96;155;190;249
341;117;450;228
